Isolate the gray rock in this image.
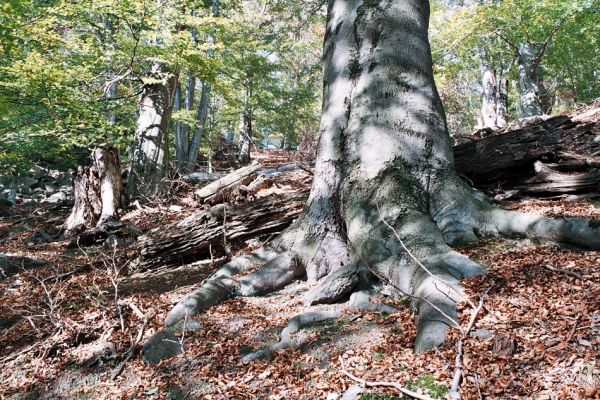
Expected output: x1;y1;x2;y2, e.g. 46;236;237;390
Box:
341;384;364;400
44;191;67;203
44;184;58;193
28;165;47;179
141;330;185;365
470;328;494;340
20;178;38;188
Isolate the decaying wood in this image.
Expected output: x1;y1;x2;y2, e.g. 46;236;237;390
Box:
63;147;122;233
136;191;308;270
454;114;598;183
453;110;600;196
195;161;261;203
508;160;600;195
182;172;221;185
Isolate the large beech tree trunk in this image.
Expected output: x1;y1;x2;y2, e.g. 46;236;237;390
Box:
64;147;122;233
164;0;600;354
127;66;177;199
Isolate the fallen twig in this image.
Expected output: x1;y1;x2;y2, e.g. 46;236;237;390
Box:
449;292;487;400
567;313;581;342
542;264;583;280
339;356;434;400
111;300;150;380
42;265;90;283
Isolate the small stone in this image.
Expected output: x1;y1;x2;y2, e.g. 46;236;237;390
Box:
142;330;185;365
470;328;495;340
44;191;67;203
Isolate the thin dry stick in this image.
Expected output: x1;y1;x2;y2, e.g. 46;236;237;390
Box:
542;264;583;280
111;300;149;380
449;293;487;400
339;357;435;400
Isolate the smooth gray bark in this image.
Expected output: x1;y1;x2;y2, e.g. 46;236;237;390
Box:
496;78;508;127
238;105;252;166
186;80;211;171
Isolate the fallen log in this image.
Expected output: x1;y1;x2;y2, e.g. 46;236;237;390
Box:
182;172;221;185
454;115;599;183
135;190;308;270
508;160;600;195
195;161;261;204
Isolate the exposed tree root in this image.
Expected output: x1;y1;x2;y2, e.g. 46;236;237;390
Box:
241;310;343;362
164;249;279;327
160;177;600;359
304;265;359;306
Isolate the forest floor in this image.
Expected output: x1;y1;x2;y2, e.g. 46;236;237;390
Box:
1;150;599;400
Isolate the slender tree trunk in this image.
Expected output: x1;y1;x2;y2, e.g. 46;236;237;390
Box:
517;43;543;117
238;109;252;166
496;78;508;128
238;78;253;166
7;173;18;205
164;0;600;356
127;65;177;199
184;0;219;173
174;82;185;170
186;81;211;172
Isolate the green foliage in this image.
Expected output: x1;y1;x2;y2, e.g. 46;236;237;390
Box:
0;0;323;174
359;394;404;400
405;374;448;399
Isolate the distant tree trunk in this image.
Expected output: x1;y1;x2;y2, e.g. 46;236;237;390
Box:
238;77;253;166
480;61;498;128
184;0;219;173
186;81;211;172
64;147;122;233
517;43;543;118
496;78;508;128
535;70;553;114
127;65;177;199
7;173;18;205
238;109;252;166
174;82;185;170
